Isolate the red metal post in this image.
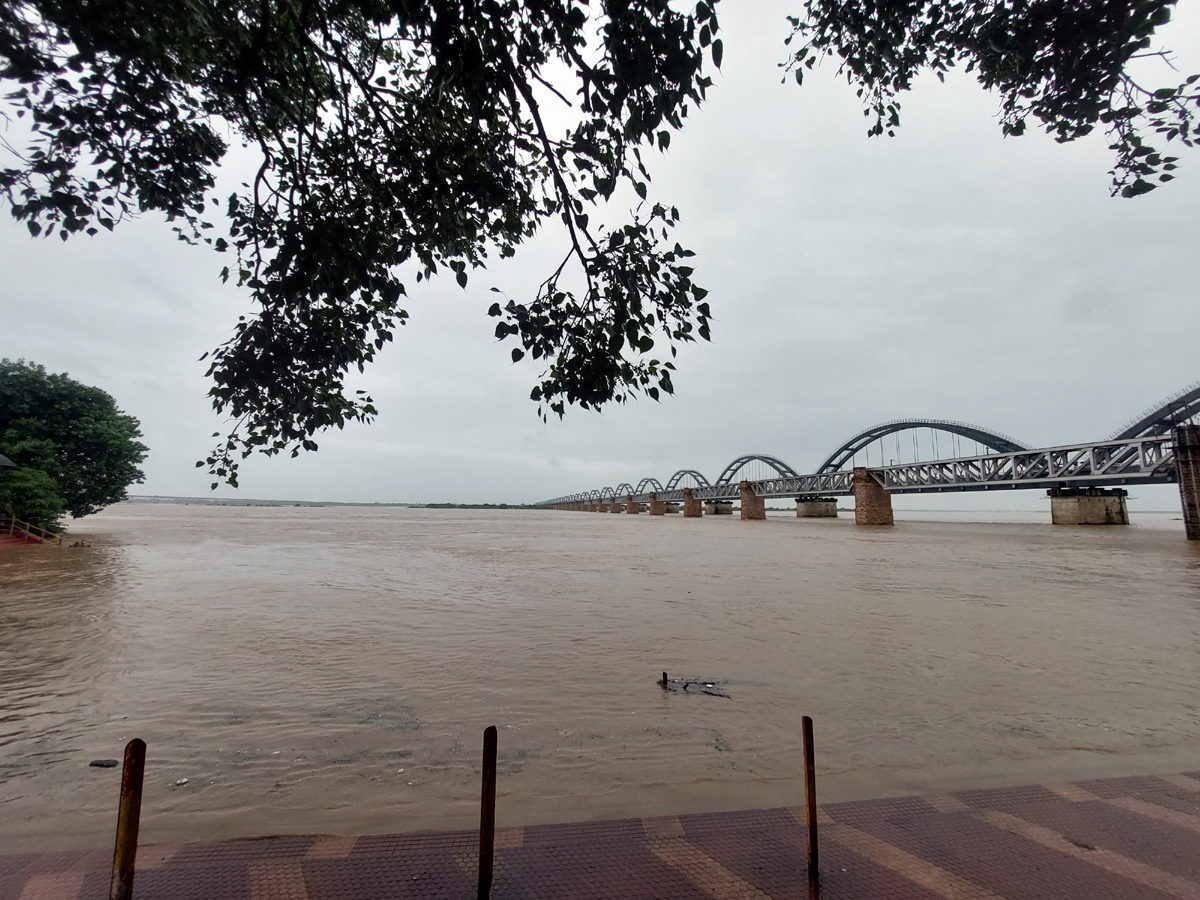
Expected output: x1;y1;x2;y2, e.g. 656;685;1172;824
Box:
803;716;819;876
110;738;146;900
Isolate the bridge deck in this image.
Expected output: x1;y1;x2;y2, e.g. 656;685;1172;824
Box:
8;770;1200;899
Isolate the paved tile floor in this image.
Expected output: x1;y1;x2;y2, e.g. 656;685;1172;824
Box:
5;771;1200;899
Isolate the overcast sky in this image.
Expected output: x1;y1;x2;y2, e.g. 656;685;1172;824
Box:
3;1;1199;509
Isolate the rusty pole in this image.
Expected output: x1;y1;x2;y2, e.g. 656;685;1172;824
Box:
802;716;818;877
478;725;498;900
110;738;146;900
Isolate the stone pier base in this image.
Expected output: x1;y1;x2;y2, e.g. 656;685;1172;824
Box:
1176;424;1200;540
796;498;838;517
664;503;680;514
609;500;622;513
740;481;765;520
683;490;702;518
648;495;666;515
1049;487;1128;525
854;467;894;526
704;502;733;515
626;497;639;514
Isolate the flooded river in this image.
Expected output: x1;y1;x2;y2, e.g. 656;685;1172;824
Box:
1;504;1198;850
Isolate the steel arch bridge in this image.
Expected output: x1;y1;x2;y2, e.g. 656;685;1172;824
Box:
665;469;710;489
816;419;1029;473
714;454;800;483
541;377;1199;508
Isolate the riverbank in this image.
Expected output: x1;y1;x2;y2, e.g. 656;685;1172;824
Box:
6;770;1200;899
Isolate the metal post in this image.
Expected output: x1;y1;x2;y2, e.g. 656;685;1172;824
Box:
110;738;146;900
478;725;498;900
802;716;818;877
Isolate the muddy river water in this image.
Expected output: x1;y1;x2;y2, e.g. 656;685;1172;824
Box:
1;504;1198;850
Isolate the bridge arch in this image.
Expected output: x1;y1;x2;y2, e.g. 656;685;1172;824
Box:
636;477;664;493
714;454;800;484
665;469;710;490
598;486;617;501
1109;378;1200;440
587;489;602;500
817;419;1030;473
614;483;635;498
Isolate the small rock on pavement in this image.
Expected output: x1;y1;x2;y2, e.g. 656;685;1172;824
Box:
90;759;119;768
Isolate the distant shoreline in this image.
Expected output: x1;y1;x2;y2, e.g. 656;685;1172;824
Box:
123;495;541;509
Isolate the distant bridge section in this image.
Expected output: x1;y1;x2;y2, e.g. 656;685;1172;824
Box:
544;378;1200;538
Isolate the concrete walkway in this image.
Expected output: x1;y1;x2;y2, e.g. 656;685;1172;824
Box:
5;771;1200;899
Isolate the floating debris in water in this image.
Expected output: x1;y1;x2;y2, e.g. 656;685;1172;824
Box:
89;759;118;768
658;672;730;698
175;778;189;786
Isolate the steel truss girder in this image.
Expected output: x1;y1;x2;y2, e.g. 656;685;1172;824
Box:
872;436;1176;493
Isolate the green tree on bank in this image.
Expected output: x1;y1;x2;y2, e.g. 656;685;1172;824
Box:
0;360;148;530
1;1;1195;486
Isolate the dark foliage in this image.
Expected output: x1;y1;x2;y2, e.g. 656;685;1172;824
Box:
786;0;1199;197
0;465;64;530
0;359;147;518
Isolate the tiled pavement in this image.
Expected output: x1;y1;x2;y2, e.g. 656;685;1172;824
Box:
5;771;1200;899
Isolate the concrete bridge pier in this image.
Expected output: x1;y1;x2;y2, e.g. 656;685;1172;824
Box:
854;467;894;526
740;481;765;520
648;494;666;515
591;502;601;512
1177;424;1200;539
1049;487;1128;525
626;496;640;514
609;500;622;513
796;498;838;517
704;501;733;515
683;489;703;518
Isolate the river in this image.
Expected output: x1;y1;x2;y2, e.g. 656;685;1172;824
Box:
1;504;1198;851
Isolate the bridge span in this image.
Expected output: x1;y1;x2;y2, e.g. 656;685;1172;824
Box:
542;380;1200;538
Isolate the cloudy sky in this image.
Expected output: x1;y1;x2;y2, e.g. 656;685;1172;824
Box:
3;2;1199;509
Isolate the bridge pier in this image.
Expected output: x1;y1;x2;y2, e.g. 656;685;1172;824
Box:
1049;487;1128;525
704;501;733;515
664;502;680;514
609;500;622;513
740;481;765;520
626;496;640;514
648;494;666;515
1177;424;1200;540
854;467;894;526
796;498;838;517
683;489;703;518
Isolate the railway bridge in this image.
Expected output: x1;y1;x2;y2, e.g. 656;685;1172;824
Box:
541;379;1200;539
